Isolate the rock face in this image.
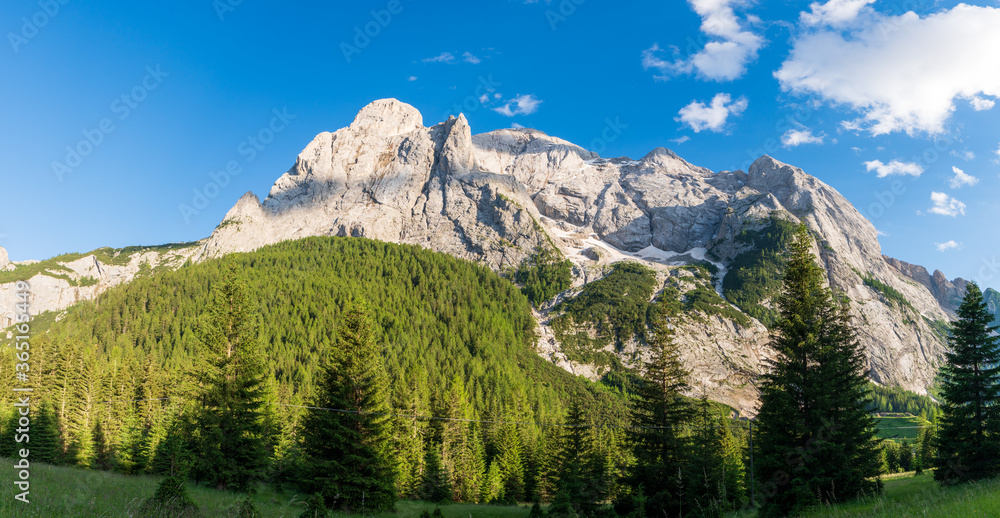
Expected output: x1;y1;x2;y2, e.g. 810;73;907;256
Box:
1;99;980;414
0;247;8;270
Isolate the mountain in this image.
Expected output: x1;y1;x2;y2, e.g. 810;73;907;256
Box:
1;99;991;413
986;288;1000;327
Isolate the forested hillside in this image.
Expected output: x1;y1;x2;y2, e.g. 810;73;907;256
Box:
0;237;630;501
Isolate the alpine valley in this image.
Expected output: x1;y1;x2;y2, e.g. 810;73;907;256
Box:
2;99;996;415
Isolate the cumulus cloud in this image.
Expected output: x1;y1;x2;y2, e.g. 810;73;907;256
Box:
781;128;824;147
462;52;481;64
936;240;961;252
863;159;923;178
675;93;748;133
493;94;542;117
929;192;966;217
776;4;1000;135
642;0;762;82
970;96;996;111
948;166;979;189
801;0;875;27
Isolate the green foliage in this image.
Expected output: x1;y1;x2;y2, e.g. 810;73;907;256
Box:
0;236;629;503
550;262;657;364
300;300;397;511
299;492;329;518
858;270;914;312
139;475;199;517
984;288;1000;328
754;224;882;517
722;217;798;328
0;242;196;284
515;248;573;306
193;266;271;493
682;283;751;327
866;384;941;423
935;283;1000;485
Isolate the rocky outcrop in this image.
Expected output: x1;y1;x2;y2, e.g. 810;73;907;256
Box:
885;256;969;312
0;247;8;270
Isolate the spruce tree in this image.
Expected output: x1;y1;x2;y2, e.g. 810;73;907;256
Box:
754;224;882;517
935;282;1000;484
551;400;603;517
194;266;270;492
687;397;746;513
299;299;397;511
626;295;693;516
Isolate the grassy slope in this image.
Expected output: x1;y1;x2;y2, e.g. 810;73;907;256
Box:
725;473;1000;518
875;415;926;442
0;459;533;517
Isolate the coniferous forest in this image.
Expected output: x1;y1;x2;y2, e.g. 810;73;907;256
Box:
2;234;999;517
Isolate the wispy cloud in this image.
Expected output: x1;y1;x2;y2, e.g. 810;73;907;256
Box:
462;52;481;64
493;94;542;117
781;128;825;147
671;136;691;145
675;93;748;133
863;159;923;178
970;96;995;111
929;192;966;217
936;240;961;252
948;166;979;189
407;76;418;82
423;52;456;64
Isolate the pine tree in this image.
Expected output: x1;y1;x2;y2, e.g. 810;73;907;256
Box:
496;421;526;503
754;224;882;517
687;398;747;514
626;295;693;516
421;446;452;503
194;266;271;492
299;299;397;511
551;400;603;517
935;282;1000;484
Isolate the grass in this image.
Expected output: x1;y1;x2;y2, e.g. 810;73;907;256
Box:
728;473;1000;517
875;414;926;442
0;459;532;517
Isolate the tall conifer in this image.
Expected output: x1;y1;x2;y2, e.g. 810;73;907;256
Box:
935;283;1000;484
754;224;881;517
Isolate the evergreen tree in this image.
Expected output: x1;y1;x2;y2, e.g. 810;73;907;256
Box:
194;266;271;492
421;446;452;503
496;421;526;503
551;400;604;517
299;300;397;511
687;397;747;514
917;426;936;473
754;224;882;517
935;283;1000;485
626;295;693;516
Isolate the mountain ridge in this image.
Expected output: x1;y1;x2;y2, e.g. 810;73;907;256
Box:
1;98;993;413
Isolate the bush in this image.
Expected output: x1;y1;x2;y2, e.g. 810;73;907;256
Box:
137;475;199;518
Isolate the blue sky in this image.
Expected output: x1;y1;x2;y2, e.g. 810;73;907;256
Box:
1;0;998;289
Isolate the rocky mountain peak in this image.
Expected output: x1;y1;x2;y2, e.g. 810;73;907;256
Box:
348;98;424;137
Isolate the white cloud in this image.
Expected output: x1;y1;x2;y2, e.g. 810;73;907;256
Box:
801;0;875;27
970;96;996;111
671;136;691;145
423;52;456;64
462;52;481;64
511;122;525;129
863;159;923;178
407;76;418;82
675;93;748;133
948;166;979;189
929;192;966;217
493;94;542;117
936;240;961;252
776;4;1000;135
642;0;762;82
951;149;975;161
781;128;825;147
995;142;1000;163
